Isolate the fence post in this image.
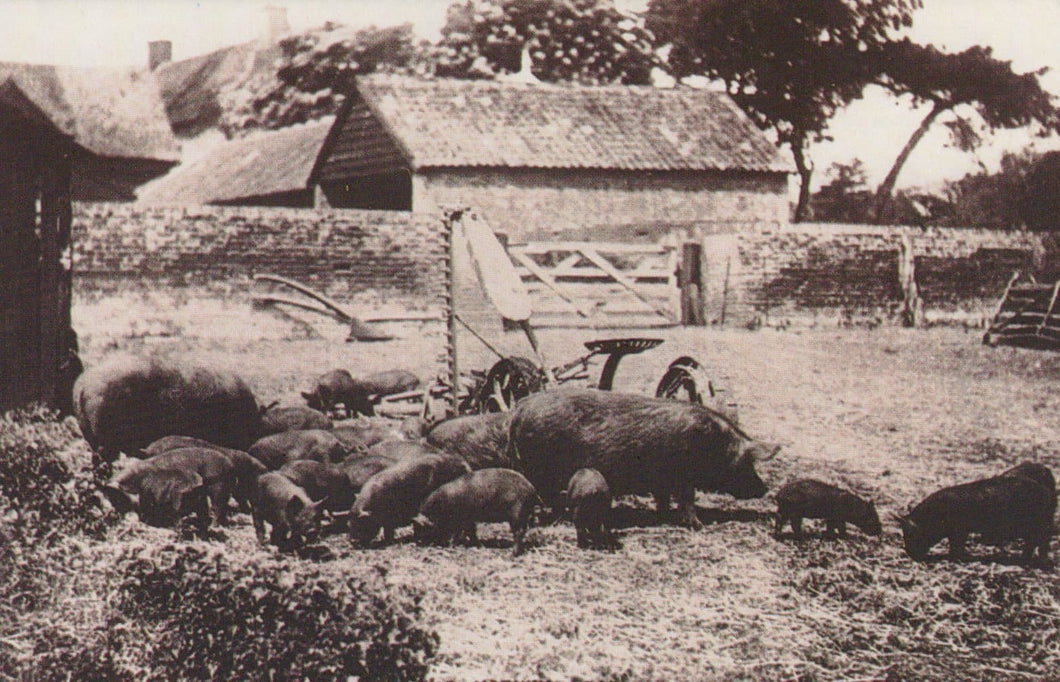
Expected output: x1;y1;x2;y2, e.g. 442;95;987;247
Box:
899;235;923;327
678;241;705;326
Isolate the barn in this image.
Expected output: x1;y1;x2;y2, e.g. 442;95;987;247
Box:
314;75;794;240
0;62;179;201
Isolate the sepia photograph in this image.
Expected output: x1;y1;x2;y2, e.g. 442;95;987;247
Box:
1;0;1058;679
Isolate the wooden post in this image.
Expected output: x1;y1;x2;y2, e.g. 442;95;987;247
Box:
898;235;922;327
678;241;705;326
444;214;459;418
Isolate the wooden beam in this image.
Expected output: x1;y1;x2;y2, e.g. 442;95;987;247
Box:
510;251;591;317
579;247;675;321
1036;279;1060;335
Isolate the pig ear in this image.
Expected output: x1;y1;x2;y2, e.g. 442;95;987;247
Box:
754;442;781;461
300;391;313;402
310;497;328;512
286;496;306;516
261;400;280;415
412;513;433;529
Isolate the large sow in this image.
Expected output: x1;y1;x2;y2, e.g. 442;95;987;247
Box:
426;412;511;469
74;355;262;461
508;389;776;528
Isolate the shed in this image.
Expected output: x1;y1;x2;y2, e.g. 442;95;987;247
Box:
137;119;333;206
0;78;76;412
0;62;180;201
312;75;794;240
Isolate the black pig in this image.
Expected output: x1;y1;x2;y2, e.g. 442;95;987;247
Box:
109;447;237;525
142;435;265;513
248;429;348;470
413;468;541;556
509;389;777;529
252;472;327;549
260;404;333;434
426;412;511;469
278;460;356;514
773;479;881;539
898;474;1055;562
339;453;401;492
566;468;614;549
349;452;471;546
102;467;209;536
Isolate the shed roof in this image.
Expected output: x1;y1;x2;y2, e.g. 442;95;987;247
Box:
341;75;793;174
0;62;179;161
137;118;333;205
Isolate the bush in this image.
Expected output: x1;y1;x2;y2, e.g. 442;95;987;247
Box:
0;405;115;544
116;544;439;681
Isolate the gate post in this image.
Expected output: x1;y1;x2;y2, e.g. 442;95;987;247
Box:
678;242;705;326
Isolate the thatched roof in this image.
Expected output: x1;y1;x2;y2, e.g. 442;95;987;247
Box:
0;62;179;161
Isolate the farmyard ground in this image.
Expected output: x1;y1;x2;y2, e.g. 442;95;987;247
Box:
72;290;1060;680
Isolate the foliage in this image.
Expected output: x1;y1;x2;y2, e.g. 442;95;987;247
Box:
646;0;922;221
810;160;874;223
869;40;1060;220
1019;150;1060;232
434;0;655;85
116;544;439;681
0;405;114;544
219;23;429;136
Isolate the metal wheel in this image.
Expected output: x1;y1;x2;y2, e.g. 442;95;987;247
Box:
655;356;715;404
477;356;547;413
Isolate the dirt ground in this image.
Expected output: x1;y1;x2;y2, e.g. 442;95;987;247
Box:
73;290;1060;680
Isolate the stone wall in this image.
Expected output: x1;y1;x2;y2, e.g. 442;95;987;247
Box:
699;223;1045;326
71;203;447;300
414;168;790;243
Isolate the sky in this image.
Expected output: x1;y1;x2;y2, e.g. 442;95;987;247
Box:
1;0;1058;192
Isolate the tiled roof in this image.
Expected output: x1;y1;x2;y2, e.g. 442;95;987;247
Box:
353;75;793;173
0;62;179;161
137;119;332;205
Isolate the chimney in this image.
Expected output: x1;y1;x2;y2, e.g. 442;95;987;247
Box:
262;6;291;44
148;40;172;71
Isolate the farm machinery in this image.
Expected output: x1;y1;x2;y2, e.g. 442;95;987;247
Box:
253;209;729;421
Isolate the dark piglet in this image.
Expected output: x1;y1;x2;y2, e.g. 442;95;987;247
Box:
332;417;401;451
74;355;263;461
248;429;348;470
509;389;776;529
260;404;333;434
279;460;356;514
773;479;881;539
350;452;471;546
253;472;326;550
142;435;266;513
413;468;541;556
108;447;237;525
567;468;614;549
102;467;209;536
898;474;1055;562
426;412;511;469
303;369;420;418
340;453;401;492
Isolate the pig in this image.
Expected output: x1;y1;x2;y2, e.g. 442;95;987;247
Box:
247;429;348;470
508;389;777;529
142;435;266;513
1001;461;1057;496
349;452;472;546
252;472;327;550
73;354;264;461
303;369;421;418
111;447;238;525
399;416;432;441
413;468;542;556
897;474;1055;562
339;453;401;492
366;438;439;462
426;412;512;469
278;460;357;514
566;468;614;549
102;467;209;537
773;479;882;539
332;416;401;450
260;404;333;434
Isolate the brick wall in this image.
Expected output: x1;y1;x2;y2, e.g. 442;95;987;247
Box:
701;223;1045;326
72;203;447;299
415;168;790;243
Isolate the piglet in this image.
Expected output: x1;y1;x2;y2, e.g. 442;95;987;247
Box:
774;479;881;539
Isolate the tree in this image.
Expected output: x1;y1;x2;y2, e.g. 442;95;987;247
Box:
435;0;656;85
646;0;922;222
219;23;429;136
870;40;1059;221
810;159;873;223
938;149;1036;229
1019;150;1060;232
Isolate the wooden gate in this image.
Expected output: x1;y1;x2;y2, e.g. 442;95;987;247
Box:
0;78;75;414
507;241;682;327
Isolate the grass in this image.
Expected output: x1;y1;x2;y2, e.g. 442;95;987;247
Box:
68;287;1060;680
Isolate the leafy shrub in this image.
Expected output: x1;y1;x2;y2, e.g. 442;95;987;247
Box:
116;543;439;681
0;405;115;544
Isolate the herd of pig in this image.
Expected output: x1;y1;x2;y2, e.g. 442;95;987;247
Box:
72;354;1057;563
